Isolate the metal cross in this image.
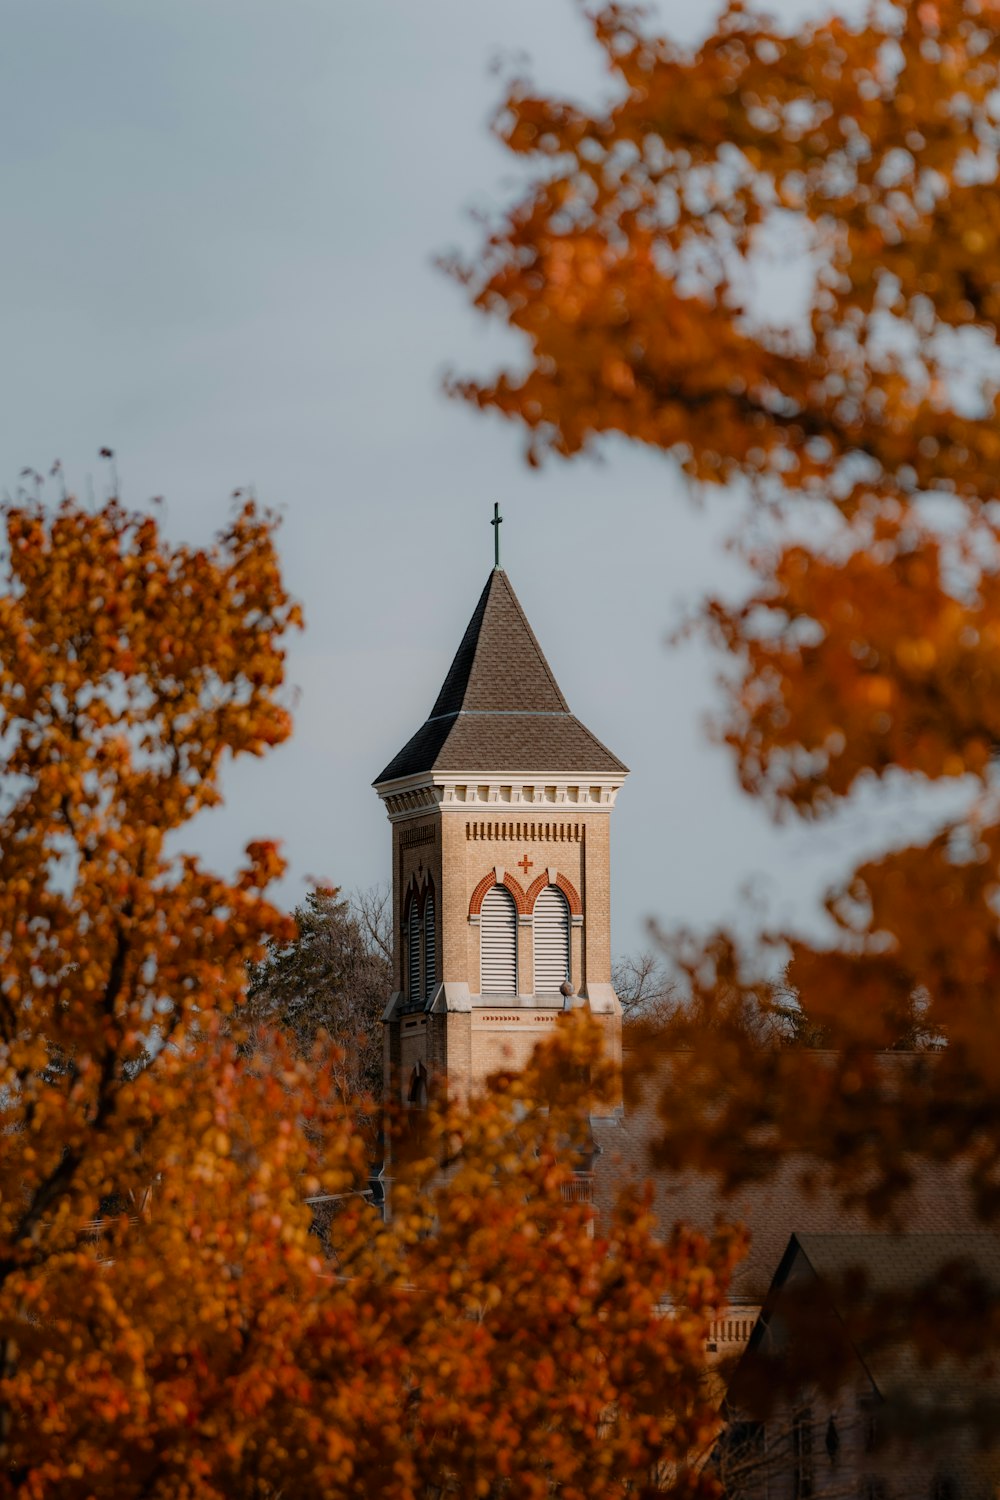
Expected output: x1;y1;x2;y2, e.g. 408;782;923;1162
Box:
517;854;533;876
491;501;503;569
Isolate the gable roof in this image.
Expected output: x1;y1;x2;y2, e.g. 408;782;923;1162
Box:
374;569;628;785
730;1231;1000;1417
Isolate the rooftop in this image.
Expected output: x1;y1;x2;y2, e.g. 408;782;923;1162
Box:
592;1056;980;1302
374;569;627;785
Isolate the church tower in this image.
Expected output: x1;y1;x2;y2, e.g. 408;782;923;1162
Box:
373;553;628;1111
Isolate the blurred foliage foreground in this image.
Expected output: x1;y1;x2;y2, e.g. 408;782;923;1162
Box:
453;0;1000;1267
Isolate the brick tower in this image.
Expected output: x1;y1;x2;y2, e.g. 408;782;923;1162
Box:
373;563;628;1111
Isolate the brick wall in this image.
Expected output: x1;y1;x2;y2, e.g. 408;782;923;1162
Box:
385;806;622;1106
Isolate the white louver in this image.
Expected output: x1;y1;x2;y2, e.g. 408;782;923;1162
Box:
480;883;517;996
533;885;570;995
407;906;421;1002
423;891;436;1000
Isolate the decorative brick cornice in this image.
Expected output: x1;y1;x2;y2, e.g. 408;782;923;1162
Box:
466;820;583;842
469;869;529;917
524;870;582;917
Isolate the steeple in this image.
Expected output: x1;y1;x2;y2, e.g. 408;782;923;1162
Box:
375;570;627;787
374;565;628;1116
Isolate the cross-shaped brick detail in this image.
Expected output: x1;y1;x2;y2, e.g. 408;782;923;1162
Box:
517;854;533;876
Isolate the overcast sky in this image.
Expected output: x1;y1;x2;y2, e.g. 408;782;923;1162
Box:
5;0;949;959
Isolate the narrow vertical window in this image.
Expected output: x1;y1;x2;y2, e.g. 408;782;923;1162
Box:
792;1408;814;1500
480;883;517;996
533;884;570;995
423;888;436;1000
407;901;421;1003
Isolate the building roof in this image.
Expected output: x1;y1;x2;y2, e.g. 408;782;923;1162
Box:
730;1231;1000;1429
790;1233;1000;1406
591;1057;979;1303
792;1231;1000;1300
374;569;628;785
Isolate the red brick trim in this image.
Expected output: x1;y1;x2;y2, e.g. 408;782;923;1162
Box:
504;872;529;914
554;872;582;916
469;870;529;917
524;870;582;917
469;871;495;917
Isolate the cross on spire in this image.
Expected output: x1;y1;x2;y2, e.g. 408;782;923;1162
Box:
491;501;503;570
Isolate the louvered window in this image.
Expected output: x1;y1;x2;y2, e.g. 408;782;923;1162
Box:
480;883;517;996
407;904;421;1002
423;890;436;1000
533;885;570;995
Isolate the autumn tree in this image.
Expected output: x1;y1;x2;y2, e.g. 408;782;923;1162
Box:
0;487;302;1233
6;1014;746;1499
352;1015;745;1500
0;488;302;1487
244;883;391;1104
450;0;1000;1402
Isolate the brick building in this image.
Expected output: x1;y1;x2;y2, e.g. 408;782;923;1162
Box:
373;563;628;1110
723;1233;1000;1499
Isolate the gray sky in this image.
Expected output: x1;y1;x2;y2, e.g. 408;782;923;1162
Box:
5;0;944;958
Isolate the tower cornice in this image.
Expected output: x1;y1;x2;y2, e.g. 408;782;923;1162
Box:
374;769;627;824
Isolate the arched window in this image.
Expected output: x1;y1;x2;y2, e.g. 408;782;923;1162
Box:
407;899;421;1002
481;882;517;996
423;888;436;1000
533;884;570;995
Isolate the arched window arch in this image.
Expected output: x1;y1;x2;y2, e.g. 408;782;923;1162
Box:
481;882;517;996
423;886;436;1000
406;896;421;1003
533;884;570;995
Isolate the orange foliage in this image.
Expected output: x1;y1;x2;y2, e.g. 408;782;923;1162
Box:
453;1;1000;1218
0;493;300;1277
0;494;741;1496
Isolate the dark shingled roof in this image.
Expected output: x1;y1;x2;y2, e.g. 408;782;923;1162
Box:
794;1232;1000;1299
592;1055;979;1303
374;569;628;785
728;1230;1000;1452
729;1231;1000;1449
